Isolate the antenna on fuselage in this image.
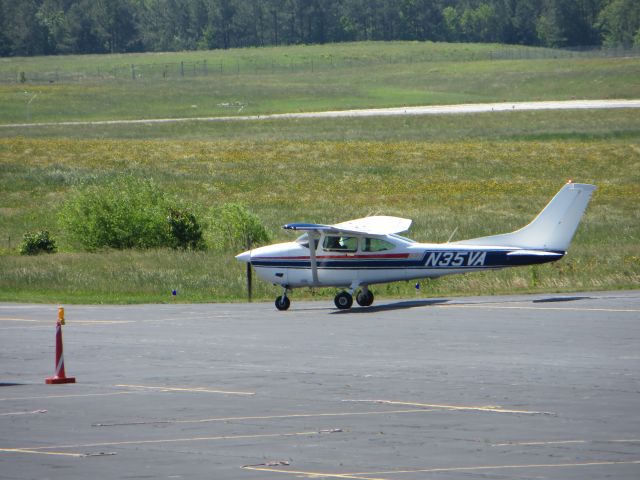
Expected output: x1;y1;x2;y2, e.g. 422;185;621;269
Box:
446;227;458;243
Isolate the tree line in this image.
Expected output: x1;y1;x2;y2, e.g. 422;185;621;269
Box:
1;0;639;57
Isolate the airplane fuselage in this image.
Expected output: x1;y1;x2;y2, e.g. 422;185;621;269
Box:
245;236;563;289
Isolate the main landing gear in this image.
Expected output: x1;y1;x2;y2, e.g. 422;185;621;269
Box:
334;288;375;310
334;291;353;309
356;289;374;307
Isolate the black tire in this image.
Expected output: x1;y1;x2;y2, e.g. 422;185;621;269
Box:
334;291;353;310
356;290;374;307
275;295;290;311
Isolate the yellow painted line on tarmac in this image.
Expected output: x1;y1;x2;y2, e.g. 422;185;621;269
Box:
242;465;386;480
347;460;640;476
344;399;553;415
0;409;47;416
245;460;640;479
0;391;136;402
10;430;324;453
0;317;132;325
0;448;85;458
0;317;45;322
115;384;255;396
493;438;640;446
493;439;587;446
75;320;134;325
94;408;433;427
435;304;640;313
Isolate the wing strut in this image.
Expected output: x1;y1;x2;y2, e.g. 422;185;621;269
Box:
308;231;319;285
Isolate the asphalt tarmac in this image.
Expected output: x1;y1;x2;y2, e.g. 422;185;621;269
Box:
1;291;639;479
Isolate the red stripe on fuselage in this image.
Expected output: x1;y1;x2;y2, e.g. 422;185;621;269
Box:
255;253;411;261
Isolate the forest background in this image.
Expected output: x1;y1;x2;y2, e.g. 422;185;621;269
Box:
2;0;640;57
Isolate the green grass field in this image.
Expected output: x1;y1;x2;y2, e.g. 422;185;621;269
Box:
1;42;639;125
0;41;638;303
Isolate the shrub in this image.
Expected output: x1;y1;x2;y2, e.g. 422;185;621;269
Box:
209;203;270;251
19;230;57;255
59;175;206;251
167;208;205;250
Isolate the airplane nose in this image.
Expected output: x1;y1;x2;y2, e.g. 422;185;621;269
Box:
235;250;251;263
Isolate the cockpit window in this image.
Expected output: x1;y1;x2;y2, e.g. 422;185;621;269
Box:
323;235;358;252
390;233;415;243
362;237;395;252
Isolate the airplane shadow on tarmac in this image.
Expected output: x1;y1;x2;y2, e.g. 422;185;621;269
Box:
331;299;449;314
532;296;591;303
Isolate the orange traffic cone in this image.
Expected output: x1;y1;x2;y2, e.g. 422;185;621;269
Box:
45;307;76;384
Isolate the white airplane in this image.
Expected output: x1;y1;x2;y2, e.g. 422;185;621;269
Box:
236;182;596;310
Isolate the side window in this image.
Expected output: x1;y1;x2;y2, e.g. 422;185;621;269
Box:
323;235;358;252
362;237;395;252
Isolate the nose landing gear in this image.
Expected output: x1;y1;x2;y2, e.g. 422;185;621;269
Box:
275;287;291;311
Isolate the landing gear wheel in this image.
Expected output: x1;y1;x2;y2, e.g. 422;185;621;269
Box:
334;291;353;310
356;290;374;307
275;295;290;311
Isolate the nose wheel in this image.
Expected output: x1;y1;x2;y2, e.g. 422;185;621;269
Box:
275;287;291;311
275;295;290;311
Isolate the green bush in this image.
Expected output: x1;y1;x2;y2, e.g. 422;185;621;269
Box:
167;208;205;250
209;203;270;251
59;176;205;251
19;230;57;255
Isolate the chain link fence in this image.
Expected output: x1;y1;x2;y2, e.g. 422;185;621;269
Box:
2;45;639;84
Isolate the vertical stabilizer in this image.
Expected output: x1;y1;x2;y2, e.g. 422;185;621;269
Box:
453;182;596;251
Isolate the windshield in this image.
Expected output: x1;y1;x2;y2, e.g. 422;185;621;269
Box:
295;233;319;250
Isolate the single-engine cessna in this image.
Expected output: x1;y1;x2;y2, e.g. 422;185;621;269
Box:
236;182;596;310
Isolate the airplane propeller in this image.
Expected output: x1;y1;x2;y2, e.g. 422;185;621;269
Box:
245;236;253;302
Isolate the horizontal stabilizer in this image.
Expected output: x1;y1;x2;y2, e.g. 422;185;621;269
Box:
507;250;563;257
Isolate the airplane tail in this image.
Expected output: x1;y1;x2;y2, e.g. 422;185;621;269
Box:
453;182;596;252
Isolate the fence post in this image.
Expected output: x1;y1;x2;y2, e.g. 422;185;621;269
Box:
131;64;135;80
203;60;207;76
180;61;184;77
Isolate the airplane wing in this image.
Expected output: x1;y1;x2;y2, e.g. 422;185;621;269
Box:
283;216;412;236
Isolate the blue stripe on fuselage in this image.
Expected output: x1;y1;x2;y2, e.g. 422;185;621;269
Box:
250;250;563;270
